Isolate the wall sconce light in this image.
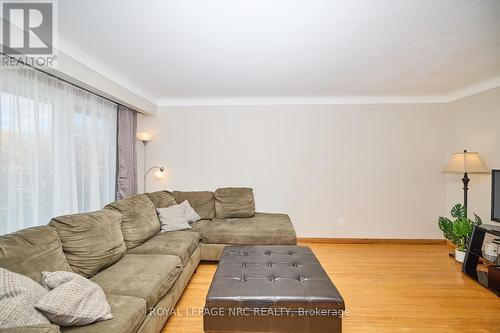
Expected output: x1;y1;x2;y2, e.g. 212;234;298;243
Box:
145;166;166;189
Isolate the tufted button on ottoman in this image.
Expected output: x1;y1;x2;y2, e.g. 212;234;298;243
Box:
204;246;345;333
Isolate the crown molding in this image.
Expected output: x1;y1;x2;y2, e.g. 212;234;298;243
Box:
442;76;500;103
156;77;500;107
156;95;448;107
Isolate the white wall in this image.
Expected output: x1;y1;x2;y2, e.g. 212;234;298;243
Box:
445;87;500;225
138;104;448;239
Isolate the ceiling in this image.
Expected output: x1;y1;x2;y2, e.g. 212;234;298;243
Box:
58;0;500;105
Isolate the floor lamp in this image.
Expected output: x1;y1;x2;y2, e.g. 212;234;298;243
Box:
137;132;166;192
444;150;489;216
443;150;489;258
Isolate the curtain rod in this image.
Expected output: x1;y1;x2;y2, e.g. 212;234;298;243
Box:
0;52;130;110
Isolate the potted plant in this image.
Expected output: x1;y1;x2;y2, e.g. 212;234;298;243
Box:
438;203;482;263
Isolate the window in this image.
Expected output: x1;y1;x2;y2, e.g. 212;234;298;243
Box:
0;67;117;235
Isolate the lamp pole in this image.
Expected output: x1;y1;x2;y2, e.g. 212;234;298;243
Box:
462;149;469;216
143;140;148;192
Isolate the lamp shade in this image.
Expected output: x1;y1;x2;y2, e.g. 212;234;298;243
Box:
444;151;489;174
136;132;154;142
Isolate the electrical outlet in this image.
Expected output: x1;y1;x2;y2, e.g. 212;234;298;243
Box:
338;218;345;226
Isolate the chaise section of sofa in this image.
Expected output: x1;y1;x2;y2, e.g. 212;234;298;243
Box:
202;212;296;245
200;212;297;260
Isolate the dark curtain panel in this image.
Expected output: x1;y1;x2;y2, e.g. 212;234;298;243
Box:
115;105;138;200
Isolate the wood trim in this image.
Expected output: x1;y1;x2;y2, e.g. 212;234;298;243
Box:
297;237;447;245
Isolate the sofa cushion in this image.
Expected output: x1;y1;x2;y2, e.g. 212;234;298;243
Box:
190;219;211;237
61;295;145;333
0;226;72;284
90;254;182;309
104;194;160;249
202;213;297;245
49;210;126;277
214;187;255;218
128;231;200;266
173;191;215;219
146;191;177;209
0;325;61;333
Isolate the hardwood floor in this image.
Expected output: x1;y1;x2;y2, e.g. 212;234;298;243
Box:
162;243;500;333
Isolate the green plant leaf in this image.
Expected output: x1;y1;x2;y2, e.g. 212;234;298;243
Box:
451;203;466;219
438;217;451;232
438;203;477;250
438;216;460;245
473;213;482;225
453;218;472;238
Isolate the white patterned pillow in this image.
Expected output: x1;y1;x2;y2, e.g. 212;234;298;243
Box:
180;200;201;223
157;204;192;232
35;271;113;326
0;267;51;328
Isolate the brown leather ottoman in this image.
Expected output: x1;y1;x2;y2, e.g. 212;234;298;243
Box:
204;246;345;333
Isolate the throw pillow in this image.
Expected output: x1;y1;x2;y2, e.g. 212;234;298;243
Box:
36;271;113;326
0;268;51;328
157;204;192;232
180;200;201;223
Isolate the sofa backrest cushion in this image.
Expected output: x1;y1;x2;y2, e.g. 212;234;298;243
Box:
0;226;72;284
49;209;126;278
214;187;256;218
146;190;177;209
104;194;160;249
172;191;215;219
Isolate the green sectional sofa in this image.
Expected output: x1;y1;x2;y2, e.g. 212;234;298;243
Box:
0;190;297;333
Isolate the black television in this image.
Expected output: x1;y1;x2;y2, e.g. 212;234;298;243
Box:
492;170;500;222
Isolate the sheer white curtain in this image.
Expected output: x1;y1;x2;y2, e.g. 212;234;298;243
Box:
0;66;117;235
